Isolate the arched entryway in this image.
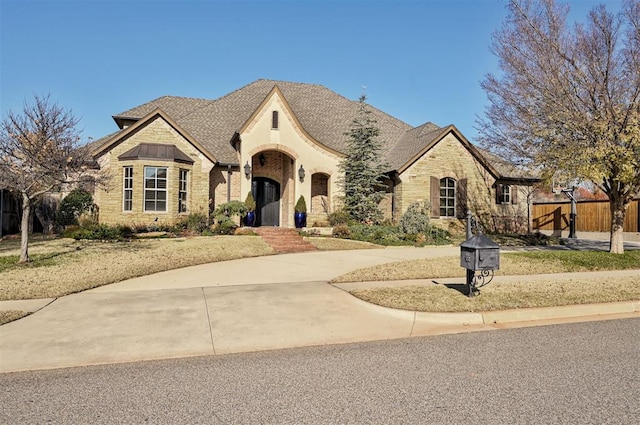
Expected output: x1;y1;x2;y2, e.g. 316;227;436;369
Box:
311;173;329;213
252;177;280;226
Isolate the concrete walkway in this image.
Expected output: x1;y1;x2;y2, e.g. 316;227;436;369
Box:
1;245;639;373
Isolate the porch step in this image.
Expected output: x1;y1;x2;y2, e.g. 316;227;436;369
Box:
253;227;317;254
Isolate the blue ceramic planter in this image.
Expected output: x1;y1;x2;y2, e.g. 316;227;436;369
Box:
294;212;307;228
245;211;256;227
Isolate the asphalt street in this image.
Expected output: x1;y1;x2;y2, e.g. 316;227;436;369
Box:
2;317;638;424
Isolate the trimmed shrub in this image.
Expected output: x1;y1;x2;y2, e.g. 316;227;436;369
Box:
213;219;237;235
245;193;256;212
399;201;430;235
67;224;123;241
332;224;351;238
56;189;94;227
212;201;247;235
347;224;406;246
328;209;352;226
175;213;210;233
295;196;307;213
331;222;451;247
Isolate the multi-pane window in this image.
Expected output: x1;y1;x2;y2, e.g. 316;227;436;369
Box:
272;111;279;129
144;166;167;212
439;178;456;217
123;166;133;211
499;184;511;204
178;169;189;214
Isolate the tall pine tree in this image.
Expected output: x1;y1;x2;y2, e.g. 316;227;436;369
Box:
339;95;388;224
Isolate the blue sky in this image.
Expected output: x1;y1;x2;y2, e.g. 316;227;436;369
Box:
0;0;624;145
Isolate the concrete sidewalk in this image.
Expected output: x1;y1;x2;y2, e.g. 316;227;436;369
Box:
1;246;639;373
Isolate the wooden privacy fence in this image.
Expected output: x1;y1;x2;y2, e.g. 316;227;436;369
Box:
532;199;639;233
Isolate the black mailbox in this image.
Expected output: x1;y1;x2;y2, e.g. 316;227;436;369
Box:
460;234;500;271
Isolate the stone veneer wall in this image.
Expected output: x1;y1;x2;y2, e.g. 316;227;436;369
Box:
94;118;214;225
397;132;530;232
210;165;241;211
397;133;495;220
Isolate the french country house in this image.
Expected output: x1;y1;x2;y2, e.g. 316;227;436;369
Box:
90;79;538;231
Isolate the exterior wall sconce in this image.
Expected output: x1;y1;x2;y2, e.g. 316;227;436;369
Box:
298;164;305;182
244;161;251;179
259;153;266;167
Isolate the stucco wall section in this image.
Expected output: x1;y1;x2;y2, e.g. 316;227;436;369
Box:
94;118;213;225
239;92;343;226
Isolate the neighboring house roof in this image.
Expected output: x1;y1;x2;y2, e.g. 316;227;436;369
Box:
95;79;534;181
474;147;541;181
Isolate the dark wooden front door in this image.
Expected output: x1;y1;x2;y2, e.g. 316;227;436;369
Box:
252;178;280;226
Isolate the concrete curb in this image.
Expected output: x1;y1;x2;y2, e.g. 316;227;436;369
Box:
333;281;640;327
388;300;640;326
0;298;56;313
480;301;640;324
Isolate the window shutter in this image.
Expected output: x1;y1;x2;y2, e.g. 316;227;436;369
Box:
430;176;440;218
457;178;468;218
496;183;503;204
511;185;518;204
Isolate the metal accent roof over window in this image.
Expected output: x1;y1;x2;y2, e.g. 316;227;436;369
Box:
117;143;194;164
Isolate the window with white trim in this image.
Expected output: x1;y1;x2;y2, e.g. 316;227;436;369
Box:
123;166;133;211
178;169;189;214
144;166;167;212
439;178;456;217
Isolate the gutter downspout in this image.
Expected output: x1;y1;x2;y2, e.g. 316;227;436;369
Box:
227;165;232;203
390;172;400;222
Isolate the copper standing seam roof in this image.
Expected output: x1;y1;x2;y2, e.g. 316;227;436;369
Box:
117;143;194;164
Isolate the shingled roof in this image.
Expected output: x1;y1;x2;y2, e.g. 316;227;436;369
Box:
103;79;412;165
96;79;535;181
384;122;442;171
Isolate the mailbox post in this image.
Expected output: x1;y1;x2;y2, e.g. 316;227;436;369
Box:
460;212;500;297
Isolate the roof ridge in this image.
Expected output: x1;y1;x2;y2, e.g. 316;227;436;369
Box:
158;94;213;102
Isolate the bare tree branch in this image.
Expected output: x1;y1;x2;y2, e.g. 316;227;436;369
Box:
0;95;90;262
477;0;640;253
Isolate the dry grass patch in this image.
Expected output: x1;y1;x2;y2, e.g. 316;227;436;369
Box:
0;310;30;325
330;251;640;283
0;236;273;300
351;276;640;312
305;237;381;251
331;254;558;283
0;237;79;256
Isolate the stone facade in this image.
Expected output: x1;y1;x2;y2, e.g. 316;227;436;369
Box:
397;132;529;232
90;81;536;229
94;117;213;225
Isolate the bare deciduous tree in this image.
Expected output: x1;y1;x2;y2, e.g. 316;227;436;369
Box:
478;0;640;253
0;95;91;262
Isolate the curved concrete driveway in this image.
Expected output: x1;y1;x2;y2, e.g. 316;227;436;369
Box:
0;247;462;373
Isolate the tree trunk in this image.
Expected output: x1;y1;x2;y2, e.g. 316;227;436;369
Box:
609;197;627;254
19;193;30;263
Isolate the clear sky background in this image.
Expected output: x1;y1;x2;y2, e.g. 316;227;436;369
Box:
0;0;625;145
